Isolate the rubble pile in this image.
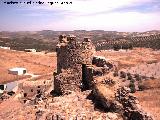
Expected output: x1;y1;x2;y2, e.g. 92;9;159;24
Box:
33;91;123;120
0;93;10;103
88;80;153;119
92;56;113;69
116;87;153;120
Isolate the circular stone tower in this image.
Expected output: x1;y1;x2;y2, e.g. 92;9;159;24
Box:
54;35;95;95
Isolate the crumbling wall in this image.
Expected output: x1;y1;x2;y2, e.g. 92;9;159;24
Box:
116;87;153;120
19;80;52;99
53;34;154;120
87;73;153;119
54;35;95;95
82;65;94;90
80;56;153;120
54;69;82;95
56;36;95;73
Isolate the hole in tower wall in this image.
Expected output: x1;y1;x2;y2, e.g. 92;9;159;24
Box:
81;64;90;91
24;93;27;97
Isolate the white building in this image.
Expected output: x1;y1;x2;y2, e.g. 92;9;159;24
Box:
8;67;27;75
24;49;36;52
0;81;18;94
6;81;18;92
0;84;7;94
0;46;10;50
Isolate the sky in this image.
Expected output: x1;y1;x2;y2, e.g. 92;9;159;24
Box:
0;0;160;32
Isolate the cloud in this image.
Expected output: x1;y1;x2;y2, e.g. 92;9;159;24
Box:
1;0;160;31
18;0;160;18
27;0;156;14
16;0;160;17
44;11;160;32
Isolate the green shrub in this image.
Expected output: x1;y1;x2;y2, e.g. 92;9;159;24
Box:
138;84;145;91
130;79;135;83
129;82;136;93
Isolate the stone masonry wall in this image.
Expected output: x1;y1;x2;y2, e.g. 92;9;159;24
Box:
53;34;153;119
54;35;95;95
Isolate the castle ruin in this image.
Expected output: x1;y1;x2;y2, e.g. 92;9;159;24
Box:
53;34;153;120
54;34;95;95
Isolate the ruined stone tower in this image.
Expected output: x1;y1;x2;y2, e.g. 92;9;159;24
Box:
54;34;95;95
52;34;154;120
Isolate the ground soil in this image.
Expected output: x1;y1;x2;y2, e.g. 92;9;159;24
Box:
0;48;56;84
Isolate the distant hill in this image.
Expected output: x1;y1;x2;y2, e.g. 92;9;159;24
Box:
0;30;160;52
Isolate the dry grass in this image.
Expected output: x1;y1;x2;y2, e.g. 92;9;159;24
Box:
96;48;160;119
0;67;31;84
1;47;160;119
134;79;160;120
0;48;56;83
96;48;160;69
135;88;160;120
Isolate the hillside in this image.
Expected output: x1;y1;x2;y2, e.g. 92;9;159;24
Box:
97;48;160;120
0;48;56;83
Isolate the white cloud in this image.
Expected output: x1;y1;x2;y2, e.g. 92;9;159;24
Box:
45;11;160;32
32;0;154;15
14;0;160;31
